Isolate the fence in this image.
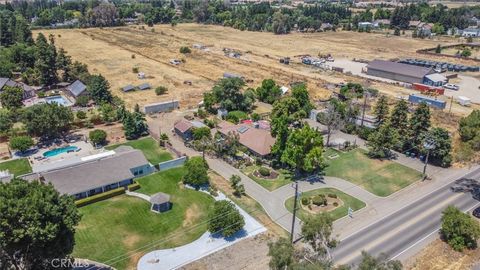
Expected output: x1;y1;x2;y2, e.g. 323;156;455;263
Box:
158;156;187;171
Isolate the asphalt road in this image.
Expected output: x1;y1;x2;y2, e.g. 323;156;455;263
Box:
333;168;480;266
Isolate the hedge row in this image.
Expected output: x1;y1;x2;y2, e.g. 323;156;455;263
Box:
128;182;140;191
75;187;125;207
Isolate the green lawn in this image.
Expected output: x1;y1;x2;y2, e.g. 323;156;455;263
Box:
73;167;214;270
106;137;173;164
285;188;366;221
241;165;293;191
0;158;32;176
323;148;423;197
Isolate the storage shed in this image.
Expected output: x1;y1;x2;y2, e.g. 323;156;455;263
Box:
366;60;434;84
408;94;446;109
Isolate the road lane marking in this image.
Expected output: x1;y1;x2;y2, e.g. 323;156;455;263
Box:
335;193;463;265
389;201;480;261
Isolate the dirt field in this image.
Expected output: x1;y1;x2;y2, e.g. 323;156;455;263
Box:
406;239;480;270
34;24;476;116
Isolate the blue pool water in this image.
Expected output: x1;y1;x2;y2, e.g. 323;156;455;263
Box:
43;146;79;157
45;95;70;106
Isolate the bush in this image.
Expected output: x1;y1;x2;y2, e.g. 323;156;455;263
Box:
38;92;45;98
208;200;245;237
258;166;271;177
127;182;140;191
132;67;139;73
155;86;168;96
333;202;339;207
327;193;337;199
75;95;89;107
75;187;125;207
441;206;480;251
89;129;107;146
180;46;191;54
197;109;207;119
301;197;310;206
312;194;327;206
76;111;87;120
131;54;136;59
9;136;34;152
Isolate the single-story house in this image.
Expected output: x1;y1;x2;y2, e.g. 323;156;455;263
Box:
65;80;87;99
358;22;373;29
20;146;153;200
137;83;151;90
217;121;275;158
0;78;36;100
150;192;171;213
462;28;480;37
174;119;207;141
366;60;434;84
373;19;390;28
423;73;448;87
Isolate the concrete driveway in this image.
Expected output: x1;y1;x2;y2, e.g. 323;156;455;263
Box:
446;74;480;104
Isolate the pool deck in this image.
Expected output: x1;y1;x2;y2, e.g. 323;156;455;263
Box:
29;141;98;173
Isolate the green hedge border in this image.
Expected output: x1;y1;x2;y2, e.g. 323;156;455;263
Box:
127;182;140;191
75;187;125;207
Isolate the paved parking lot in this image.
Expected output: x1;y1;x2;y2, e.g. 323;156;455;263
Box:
446;74;480;104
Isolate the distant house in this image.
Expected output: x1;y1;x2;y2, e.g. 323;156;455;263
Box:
217;121;275;158
409;20;422;29
320;23;333;31
423;73;448;87
358;22;373;29
462;28;480;37
20;146;153;200
65;80;87;99
418;23;433;36
373;19;390;28
0;78;35;100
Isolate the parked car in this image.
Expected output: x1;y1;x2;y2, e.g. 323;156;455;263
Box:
444;83;459;90
472;206;480;219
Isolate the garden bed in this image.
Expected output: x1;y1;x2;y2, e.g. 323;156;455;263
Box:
252;168;279;180
241;165;292;191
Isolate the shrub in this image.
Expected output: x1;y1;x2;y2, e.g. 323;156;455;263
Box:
132;67;139;73
38;92;45;98
89;129;107;146
226;111;248;124
441;206;480;251
333;202;339;207
76;111;87;120
197;109;207;119
127;182;140;191
9;135;34;152
258;166;271;177
155;86;168;96
301;197;310;206
75;187;125;207
75;95;89;107
131;54;136;59
312;194;327;206
327;193;337;199
180;46;191;54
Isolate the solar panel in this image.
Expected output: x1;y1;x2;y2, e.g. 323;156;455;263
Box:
237;126;249;133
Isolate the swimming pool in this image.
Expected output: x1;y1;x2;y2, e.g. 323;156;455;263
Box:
45;95;72;106
43;146;79;157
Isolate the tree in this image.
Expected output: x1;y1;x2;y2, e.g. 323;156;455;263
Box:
89;129;107;146
99;103;116;124
87;74;112;104
21;103;73;139
0;179;80;269
421;127;452;167
208;200;245;237
340;83;364;99
122;110;148;140
373;95;389;126
268;238;295;270
192;126;211;141
34;33;58;85
75;95;89;107
301;213;336;262
0;85;23;110
441;206;480;251
208;78;254;112
435;44;442;54
292;83;313;116
256;79;282;104
0;109;13;134
357;251;402;270
281;124;325;174
183;156;210;188
408;102;431;151
367;121;399;158
389;99;409;143
9;135;34;153
272;11;291;34
230;174;245;197
459;110;480;150
318;100;344;146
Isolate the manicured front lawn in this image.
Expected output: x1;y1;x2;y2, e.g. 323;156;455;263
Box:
73;167;214;270
106;137;173;164
0;158;32;176
285;188;366;221
323;148;423;197
241;165;293;191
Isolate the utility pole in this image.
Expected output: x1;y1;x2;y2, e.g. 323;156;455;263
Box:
422;139;435;180
360;93;368;127
290;181;299;243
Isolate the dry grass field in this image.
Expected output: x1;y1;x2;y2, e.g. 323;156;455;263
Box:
35;24;477;115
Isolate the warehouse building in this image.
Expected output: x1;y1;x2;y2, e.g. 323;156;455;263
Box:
366;60;435;84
